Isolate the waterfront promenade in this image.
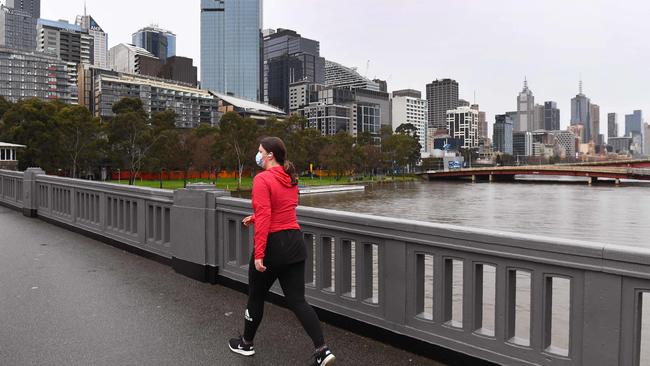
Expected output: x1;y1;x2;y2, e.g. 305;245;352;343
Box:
0;205;444;366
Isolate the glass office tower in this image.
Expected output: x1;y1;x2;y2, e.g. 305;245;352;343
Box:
201;0;262;101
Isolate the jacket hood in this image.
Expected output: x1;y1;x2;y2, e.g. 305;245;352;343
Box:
267;165;294;187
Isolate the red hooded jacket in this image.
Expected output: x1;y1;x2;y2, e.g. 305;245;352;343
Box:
250;165;300;260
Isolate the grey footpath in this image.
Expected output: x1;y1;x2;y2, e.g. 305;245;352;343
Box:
0;206;444;366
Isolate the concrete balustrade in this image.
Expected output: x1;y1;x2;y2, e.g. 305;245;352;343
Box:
1;168;650;365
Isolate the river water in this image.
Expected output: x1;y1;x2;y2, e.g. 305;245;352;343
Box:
299;178;650;248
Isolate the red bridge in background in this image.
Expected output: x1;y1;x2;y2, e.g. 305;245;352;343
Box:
418;159;650;184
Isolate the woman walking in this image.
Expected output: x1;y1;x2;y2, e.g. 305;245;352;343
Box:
229;137;336;366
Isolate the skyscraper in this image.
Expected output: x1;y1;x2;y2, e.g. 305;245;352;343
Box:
608;113;618;139
570;80;591;143
543;101;560;131
392;89;428;152
426;78;459;131
0;4;37;50
625;110;642;136
471;104;487;139
76;13;108;69
263;28;324;112
493;114;513;155
446;106;479;149
5;0;40;18
625;110;644;155
200;0;262;101
132;25;176;62
516;78;534;132
590;104;600;145
37;19;94;65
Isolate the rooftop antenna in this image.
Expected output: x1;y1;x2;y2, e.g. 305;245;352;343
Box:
473;90;476;105
523;76;528;90
579;76;583;94
83;0;87;16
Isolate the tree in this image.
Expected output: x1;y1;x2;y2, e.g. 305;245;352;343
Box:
147;127;178;188
383;132;421;176
106;98;174;185
191;125;219;182
55;105;102;178
1;98;66;171
298;127;326;176
395;123;419;138
0;96;12;121
217;112;259;190
319;131;355;180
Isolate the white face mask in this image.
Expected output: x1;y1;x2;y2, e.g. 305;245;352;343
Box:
255;152;265;168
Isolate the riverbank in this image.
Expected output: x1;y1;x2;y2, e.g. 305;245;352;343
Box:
108;175;417;191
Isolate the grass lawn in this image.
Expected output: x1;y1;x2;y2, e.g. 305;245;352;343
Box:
109;175;415;191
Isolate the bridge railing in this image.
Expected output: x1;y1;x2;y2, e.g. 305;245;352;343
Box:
2;168;650;365
214;196;650;366
0;169;23;209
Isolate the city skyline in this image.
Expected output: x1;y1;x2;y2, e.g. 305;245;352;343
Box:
41;0;650;137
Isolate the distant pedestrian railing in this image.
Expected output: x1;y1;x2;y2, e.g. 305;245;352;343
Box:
2;168;650;365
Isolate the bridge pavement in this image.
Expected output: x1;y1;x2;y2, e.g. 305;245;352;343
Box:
0;205;444;366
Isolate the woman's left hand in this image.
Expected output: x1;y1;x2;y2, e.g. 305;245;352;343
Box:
254;258;266;272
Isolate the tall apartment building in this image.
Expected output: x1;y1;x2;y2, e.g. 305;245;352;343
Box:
288;80;322;112
516;79;535;132
200;0;262;101
79;65;218;127
493;114;513;155
5;0;39;17
297;85;388;141
607;113;618;139
392;89;428;152
37;19;93;65
263;29;324;112
132;25;176;62
302;103;354;136
426;78;458;131
446;106;479;149
324;60;379;91
0;5;36;50
75;14;108;69
0;47;77;104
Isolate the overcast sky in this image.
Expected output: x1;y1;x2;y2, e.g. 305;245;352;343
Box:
43;0;650;136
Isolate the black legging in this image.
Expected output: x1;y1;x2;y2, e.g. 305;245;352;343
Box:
243;255;325;348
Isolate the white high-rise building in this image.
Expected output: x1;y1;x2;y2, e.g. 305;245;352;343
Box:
391;89;428;153
76;13;108;69
446;106;479;149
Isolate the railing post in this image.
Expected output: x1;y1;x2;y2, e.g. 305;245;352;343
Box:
22;167;44;217
383;240;407;327
170;184;228;284
581;271;622;365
